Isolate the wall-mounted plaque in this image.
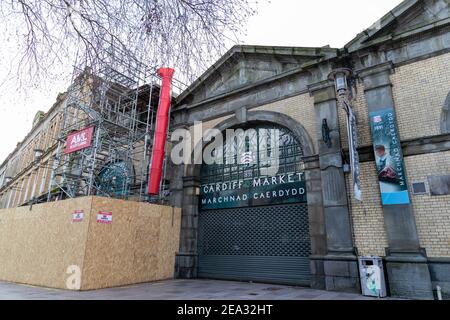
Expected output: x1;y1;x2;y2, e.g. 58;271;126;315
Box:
428;175;450;196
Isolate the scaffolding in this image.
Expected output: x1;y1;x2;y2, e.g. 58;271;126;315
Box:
45;44;172;203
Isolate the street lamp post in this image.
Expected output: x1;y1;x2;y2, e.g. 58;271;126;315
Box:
329;68;362;201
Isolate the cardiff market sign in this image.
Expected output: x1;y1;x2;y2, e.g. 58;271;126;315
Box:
200;172;307;210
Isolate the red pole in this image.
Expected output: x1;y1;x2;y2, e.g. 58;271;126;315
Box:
148;67;175;195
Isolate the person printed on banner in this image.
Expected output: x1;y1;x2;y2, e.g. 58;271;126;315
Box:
374;145;398;182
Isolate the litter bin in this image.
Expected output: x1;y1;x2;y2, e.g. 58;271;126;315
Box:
358;256;387;298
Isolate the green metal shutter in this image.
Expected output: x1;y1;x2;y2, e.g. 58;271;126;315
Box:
198;203;311;286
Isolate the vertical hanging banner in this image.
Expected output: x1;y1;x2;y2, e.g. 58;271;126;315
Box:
347;106;362;201
369;107;410;205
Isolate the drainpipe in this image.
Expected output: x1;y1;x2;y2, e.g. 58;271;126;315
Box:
148;67;175;195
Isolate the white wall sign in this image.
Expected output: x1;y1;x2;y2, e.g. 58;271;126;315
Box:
72;210;84;222
97;211;113;224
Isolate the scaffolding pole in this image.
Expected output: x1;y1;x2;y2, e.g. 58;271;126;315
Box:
46;45;164;203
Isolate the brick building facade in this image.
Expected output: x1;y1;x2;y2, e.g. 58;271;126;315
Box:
0;0;449;301
0;95;65;208
170;0;450;300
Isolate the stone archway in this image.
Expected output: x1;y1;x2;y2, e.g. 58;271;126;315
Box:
186;110;315;178
175;110;325;285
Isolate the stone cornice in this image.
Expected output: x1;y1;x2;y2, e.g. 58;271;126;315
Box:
308;80;337;104
342;133;450;163
0;143;58;194
173;66;312;113
356;61;394;79
307;80;335;95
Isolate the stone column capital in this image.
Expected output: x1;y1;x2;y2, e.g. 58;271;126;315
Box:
356;62;395;91
308;80;336;104
303;154;320;170
182;176;200;188
356;61;394;78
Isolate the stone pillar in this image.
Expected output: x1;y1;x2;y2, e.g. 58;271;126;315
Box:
303;155;327;290
175;174;200;278
359;63;433;300
309;81;360;293
168;163;184;208
168;118;189;209
168;123;190;209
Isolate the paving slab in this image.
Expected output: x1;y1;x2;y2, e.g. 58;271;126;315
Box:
0;279;401;300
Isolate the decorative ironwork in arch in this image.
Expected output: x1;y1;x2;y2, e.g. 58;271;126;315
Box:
200;123;305;185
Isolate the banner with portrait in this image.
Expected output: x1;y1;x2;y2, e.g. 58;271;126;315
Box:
369;107;410;205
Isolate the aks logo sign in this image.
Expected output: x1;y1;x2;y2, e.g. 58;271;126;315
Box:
64;126;95;154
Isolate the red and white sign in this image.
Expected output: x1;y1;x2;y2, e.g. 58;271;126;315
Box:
72;210;84;222
64;126;95;154
97;211;113;224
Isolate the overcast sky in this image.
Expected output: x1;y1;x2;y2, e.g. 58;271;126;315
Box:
0;0;403;162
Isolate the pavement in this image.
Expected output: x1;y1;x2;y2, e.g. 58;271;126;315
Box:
0;279;394;300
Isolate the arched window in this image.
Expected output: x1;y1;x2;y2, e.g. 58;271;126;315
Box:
200;123;305;187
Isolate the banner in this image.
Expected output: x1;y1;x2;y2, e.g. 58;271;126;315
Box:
200;173;307;210
369;108;410;205
347;106;362;201
64;126;95;154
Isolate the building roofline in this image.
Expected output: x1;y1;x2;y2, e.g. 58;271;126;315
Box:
344;0;419;52
176;1;432;106
0;91;67;170
175;44;339;104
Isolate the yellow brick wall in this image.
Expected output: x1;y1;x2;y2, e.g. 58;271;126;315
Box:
346;162;388;256
345;150;450;258
391;52;450;140
404;151;450;258
339;53;450;147
255;93;317;152
340;53;450;257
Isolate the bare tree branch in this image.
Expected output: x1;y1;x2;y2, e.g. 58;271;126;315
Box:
0;0;258;88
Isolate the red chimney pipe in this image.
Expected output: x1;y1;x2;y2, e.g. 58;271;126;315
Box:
148;67;175;195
